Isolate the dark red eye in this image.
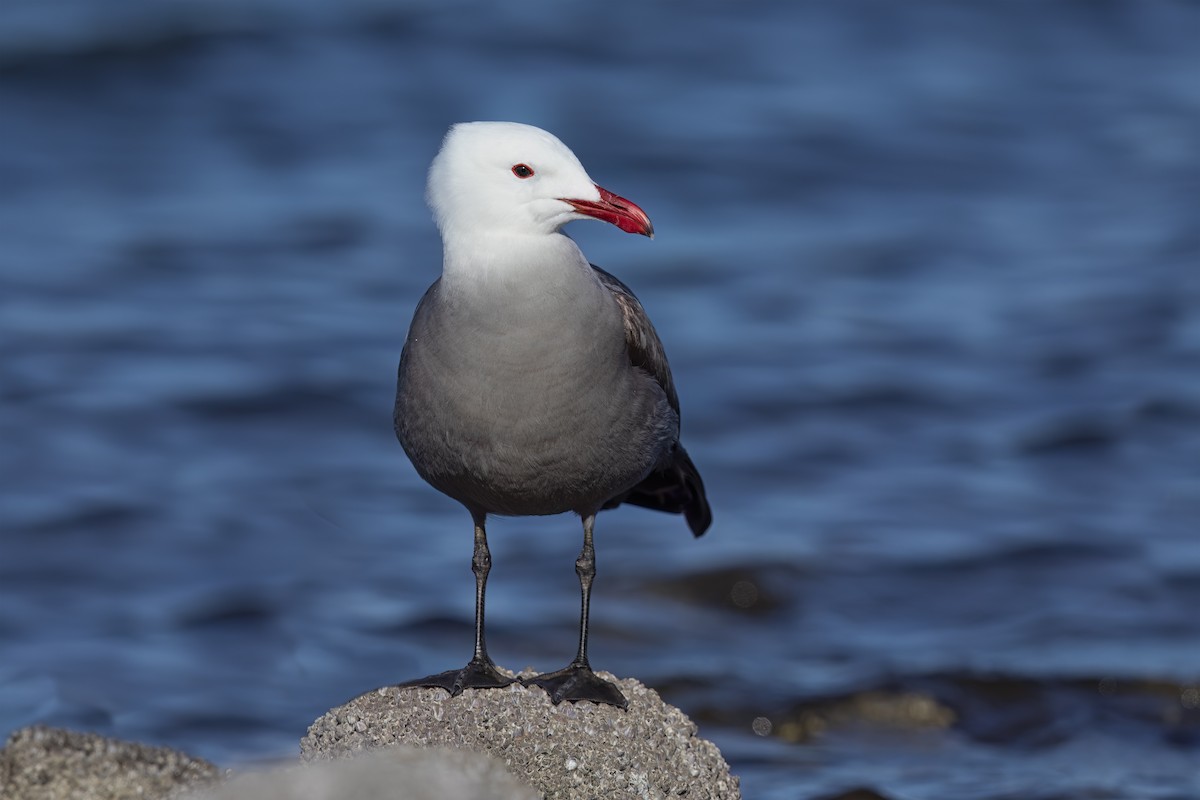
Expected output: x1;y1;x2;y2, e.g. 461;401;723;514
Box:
511;163;534;179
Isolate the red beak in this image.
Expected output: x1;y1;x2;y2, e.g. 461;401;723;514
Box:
563;185;654;238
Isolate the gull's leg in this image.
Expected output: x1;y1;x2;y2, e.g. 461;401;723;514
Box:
398;511;513;694
523;513;628;709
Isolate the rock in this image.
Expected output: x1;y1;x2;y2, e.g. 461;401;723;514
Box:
0;725;220;800
1;675;740;800
185;745;538;800
301;671;740;800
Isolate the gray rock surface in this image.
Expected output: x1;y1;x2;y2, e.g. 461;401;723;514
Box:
185;745;539;800
1;674;739;800
0;725;220;800
301;671;740;800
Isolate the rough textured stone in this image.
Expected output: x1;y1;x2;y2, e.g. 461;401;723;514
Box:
185;745;538;800
301;671;740;800
0;725;220;800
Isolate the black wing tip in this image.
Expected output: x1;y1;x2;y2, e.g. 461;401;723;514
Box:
678;446;711;537
609;445;712;537
686;501;712;538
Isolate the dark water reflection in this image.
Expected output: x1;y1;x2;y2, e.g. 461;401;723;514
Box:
2;1;1199;797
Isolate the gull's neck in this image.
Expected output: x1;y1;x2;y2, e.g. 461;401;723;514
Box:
439;228;593;295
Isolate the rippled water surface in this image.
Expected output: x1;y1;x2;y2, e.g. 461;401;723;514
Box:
2;2;1199;797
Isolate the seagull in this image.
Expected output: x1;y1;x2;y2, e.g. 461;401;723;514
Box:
394;121;711;708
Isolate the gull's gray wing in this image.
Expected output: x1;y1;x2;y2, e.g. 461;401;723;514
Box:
591;264;679;415
592;264;711;537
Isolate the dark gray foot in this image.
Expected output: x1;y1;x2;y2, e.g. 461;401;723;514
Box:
522;662;628;709
398;657;514;697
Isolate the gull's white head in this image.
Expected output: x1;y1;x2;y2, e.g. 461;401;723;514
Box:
427;121;653;241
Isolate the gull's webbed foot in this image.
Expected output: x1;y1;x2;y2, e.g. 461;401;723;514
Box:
522;662;628;709
397;657;514;696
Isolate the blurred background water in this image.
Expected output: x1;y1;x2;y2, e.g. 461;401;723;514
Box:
2;1;1199;797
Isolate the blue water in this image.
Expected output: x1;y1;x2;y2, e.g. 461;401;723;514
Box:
2;1;1199;797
